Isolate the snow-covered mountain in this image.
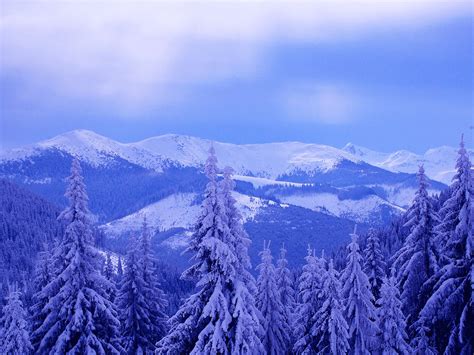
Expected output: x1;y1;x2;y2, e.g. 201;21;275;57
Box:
2;129;465;184
0;129;450;218
343;142;473;184
2;130;363;178
1;129;457;266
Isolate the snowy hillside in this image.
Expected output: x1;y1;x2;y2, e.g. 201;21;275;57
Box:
276;192;404;224
343;143;474;184
101;192;287;239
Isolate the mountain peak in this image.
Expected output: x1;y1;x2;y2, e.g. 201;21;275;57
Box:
44;129;111;144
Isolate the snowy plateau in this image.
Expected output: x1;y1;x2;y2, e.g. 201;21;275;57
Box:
0;129;461;266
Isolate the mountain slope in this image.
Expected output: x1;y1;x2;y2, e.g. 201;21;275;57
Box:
100;191;361;268
0;129;457;268
0;179;64;285
343;142;474;184
0;130;447;223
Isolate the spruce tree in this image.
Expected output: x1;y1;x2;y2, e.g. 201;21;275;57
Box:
341;227;379;354
103;252;117;303
29;247;53;351
32;159;122;354
363;228;386;301
419;136;473;353
139;217;168;343
104;252;114;280
219;166;264;353
293;247;326;354
256;241;291;354
276;244;296;337
392;165;439;326
156;147;263;354
311;259;349;355
0;287;32;355
116;234;156;354
376;274;411;354
116;256;124;283
411;322;437;355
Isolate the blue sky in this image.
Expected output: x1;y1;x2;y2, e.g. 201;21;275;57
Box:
0;0;472;152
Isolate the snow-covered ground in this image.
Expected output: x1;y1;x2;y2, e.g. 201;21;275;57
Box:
101;193;201;238
277;192;404;223
100;192;286;238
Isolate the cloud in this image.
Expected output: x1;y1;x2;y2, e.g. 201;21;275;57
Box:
282;84;360;124
0;0;470;113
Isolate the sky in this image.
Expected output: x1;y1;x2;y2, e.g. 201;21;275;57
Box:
0;0;472;152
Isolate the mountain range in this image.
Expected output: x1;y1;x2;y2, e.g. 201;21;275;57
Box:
1;129;464;267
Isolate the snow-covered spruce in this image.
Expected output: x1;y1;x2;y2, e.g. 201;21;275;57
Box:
256;241;291;354
104;252;114;281
419;136;473;354
31;159;122;354
103;252;118;303
376;274;411;354
116;233;156;354
116;255;124;283
276;244;296;340
341;227;379;354
156;147;263;354
363;228;386;301
411;322;437;355
293;247;326;354
310;259;350;355
219;166;264;353
29;247;53;350
0;287;33;355
392;165;438;326
139;217;168;343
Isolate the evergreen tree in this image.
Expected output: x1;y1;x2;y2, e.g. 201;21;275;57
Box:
256;241;291;354
0;287;32;355
156;147;263;354
293;246;325;354
411;322;437;355
32;159;122;354
117;256;124;283
311;259;350;355
29;247;53;350
104;252;114;280
376;274;411;355
392;165;439;326
117;234;156;354
419;136;473;353
139;217;168;344
219;166;264;353
276;244;296;337
363;228;386;301
103;252;117;303
341;227;379;354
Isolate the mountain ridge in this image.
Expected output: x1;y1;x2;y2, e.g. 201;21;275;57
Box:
2;129;469;184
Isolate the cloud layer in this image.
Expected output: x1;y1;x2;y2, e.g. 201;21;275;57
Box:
1;0;469;111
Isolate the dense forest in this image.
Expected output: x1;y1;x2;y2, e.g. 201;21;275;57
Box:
0;137;472;354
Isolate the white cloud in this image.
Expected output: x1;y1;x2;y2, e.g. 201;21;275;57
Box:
0;0;469;113
282;84;360;124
